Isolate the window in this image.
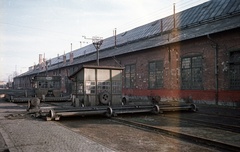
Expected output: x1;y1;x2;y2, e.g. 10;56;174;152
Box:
48;81;60;89
149;61;163;89
86;81;96;94
97;81;110;93
112;81;122;93
77;82;83;94
125;64;136;88
112;70;122;94
181;56;202;89
229;51;240;90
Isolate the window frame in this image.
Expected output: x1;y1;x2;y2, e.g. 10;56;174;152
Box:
181;55;203;90
229;51;240;90
148;60;164;89
124;64;136;89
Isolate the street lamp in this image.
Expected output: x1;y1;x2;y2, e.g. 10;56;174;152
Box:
92;36;103;66
83;36;103;66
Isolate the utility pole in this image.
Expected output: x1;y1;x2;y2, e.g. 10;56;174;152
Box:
83;36;103;66
160;19;163;35
173;3;176;29
57;54;60;76
114;28;117;48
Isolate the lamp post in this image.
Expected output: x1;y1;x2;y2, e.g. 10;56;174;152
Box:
83;36;103;66
92;37;103;66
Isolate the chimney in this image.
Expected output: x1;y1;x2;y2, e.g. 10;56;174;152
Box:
42;57;46;70
29;66;33;71
70;52;74;64
49;58;51;66
70;43;73;64
171;3;177;38
39;54;43;64
161;19;163;35
114;28;117;48
33;62;36;70
63;52;66;65
173;3;176;29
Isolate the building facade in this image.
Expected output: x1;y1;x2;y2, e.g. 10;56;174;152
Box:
14;0;240;106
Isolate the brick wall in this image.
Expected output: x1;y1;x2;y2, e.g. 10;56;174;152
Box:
14;28;240;105
120;28;240;105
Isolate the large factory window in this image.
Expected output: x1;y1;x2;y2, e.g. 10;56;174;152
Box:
148;60;163;89
181;56;202;90
112;70;122;94
229;51;240;90
125;64;136;88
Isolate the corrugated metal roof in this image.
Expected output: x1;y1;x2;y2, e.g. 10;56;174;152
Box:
17;0;240;77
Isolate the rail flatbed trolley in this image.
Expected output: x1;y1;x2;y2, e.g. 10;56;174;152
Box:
6;76;70;102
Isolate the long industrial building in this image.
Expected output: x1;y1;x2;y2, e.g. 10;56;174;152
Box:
14;0;240;106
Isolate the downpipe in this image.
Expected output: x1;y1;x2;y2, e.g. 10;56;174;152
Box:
207;34;219;105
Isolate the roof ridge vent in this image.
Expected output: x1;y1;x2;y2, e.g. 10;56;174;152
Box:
151;20;159;26
121;31;127;36
202;1;211;9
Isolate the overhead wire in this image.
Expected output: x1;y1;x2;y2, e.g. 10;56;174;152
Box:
1;1;210;56
1;1;208;41
95;0;209;38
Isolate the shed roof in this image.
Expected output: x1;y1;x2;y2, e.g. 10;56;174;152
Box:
17;0;240;78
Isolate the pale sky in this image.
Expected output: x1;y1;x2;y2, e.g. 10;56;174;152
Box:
0;0;209;82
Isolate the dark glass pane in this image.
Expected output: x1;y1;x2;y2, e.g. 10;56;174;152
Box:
125;65;130;73
131;65;135;73
182;58;191;69
149;62;155;72
230;64;240;90
149;61;163;89
192;56;202;68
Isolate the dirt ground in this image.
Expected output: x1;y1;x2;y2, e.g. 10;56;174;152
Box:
0;94;232;152
58;116;217;152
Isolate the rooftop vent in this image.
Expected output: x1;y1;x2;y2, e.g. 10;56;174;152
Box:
151;20;159;26
121;31;127;36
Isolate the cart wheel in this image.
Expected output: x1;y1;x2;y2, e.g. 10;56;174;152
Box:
105;107;113;117
122;97;127;105
10;96;13;102
50;109;55;119
27;100;31;110
190;104;197;112
152;105;161;114
99;91;110;105
30;97;40;109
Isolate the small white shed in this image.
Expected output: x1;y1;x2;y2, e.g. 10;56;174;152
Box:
69;65;124;107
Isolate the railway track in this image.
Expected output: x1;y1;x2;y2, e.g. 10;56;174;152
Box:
195;105;240;119
17;101;240;151
111;117;240;152
196;112;240;119
159;114;240;133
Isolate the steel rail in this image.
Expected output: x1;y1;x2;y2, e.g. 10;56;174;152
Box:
111;118;240;152
196;112;240;119
159;115;240;133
